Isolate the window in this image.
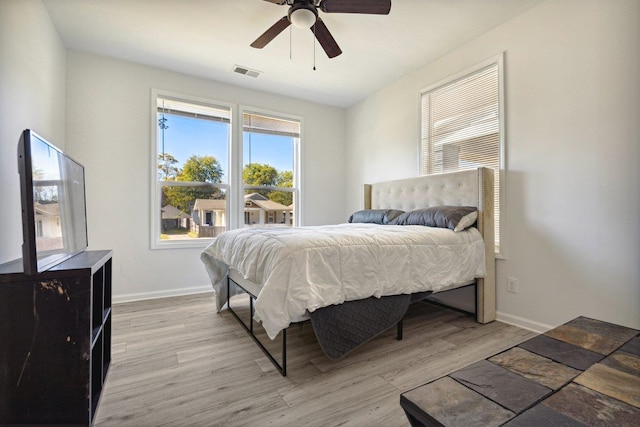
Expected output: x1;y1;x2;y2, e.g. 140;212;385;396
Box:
242;109;300;229
151;93;303;248
420;55;504;255
151;93;231;248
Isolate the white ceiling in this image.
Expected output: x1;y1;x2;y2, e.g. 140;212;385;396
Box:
43;0;545;108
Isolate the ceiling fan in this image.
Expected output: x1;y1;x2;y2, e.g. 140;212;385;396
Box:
251;0;392;59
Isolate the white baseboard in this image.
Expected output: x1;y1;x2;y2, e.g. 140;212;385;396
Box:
496;311;553;334
113;288;555;335
113;285;212;304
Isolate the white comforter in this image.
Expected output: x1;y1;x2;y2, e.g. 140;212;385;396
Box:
200;223;485;339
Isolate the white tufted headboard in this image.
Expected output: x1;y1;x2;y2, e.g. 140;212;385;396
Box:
363;167;495;324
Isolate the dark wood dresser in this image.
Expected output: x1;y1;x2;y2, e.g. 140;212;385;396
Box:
0;250;113;426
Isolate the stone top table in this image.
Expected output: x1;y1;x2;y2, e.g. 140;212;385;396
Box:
400;316;639;426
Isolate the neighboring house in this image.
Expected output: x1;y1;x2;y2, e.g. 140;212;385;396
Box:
191;194;292;238
160;205;191;231
191;198;226;238
243;193;292;226
34;202;63;251
287;204;294;225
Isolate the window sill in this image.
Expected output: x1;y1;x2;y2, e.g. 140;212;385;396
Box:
151;238;214;250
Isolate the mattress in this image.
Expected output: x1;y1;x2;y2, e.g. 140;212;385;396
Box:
200;223;486;339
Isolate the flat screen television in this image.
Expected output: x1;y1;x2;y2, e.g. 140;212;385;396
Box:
17;129;88;274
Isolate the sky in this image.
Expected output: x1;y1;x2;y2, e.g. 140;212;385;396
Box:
32;135;62;179
158;114;294;183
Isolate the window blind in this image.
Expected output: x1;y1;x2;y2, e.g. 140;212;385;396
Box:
157;97;230;123
421;62;502;252
243;112;300;137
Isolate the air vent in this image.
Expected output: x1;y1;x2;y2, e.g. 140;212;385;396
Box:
233;65;262;78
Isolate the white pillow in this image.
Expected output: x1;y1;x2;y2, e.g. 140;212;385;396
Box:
454;211;478;232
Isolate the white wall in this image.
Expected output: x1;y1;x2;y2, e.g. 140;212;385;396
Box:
346;0;640;331
65;51;346;301
0;0;67;265
4;0;637;330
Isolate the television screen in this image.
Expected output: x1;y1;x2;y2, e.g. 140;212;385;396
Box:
18;130;88;274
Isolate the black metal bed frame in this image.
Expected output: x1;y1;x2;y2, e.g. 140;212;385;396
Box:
226;276;477;376
226;277;289;375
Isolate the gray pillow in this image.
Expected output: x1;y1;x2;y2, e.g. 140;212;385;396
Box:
348;209;405;225
389;206;478;232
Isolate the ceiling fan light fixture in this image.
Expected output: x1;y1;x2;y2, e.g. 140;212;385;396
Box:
252;0;392;58
289;6;317;29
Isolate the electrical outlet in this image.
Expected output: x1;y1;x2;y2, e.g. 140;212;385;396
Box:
507;277;518;294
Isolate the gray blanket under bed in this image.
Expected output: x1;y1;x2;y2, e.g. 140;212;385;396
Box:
309;291;432;360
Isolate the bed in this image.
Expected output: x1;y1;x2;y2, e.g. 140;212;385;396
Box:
201;167;495;375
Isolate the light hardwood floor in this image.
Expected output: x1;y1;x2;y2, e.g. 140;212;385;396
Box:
94;292;536;427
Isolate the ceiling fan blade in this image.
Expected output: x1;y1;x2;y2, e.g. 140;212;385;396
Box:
311;18;342;58
251;16;291;49
319;0;391;14
262;0;286;4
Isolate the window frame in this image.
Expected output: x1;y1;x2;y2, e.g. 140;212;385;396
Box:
150;91;304;249
418;54;505;258
150;89;234;250
238;105;303;229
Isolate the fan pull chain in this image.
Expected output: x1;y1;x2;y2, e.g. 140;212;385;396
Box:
289;25;292;60
313;22;316;71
